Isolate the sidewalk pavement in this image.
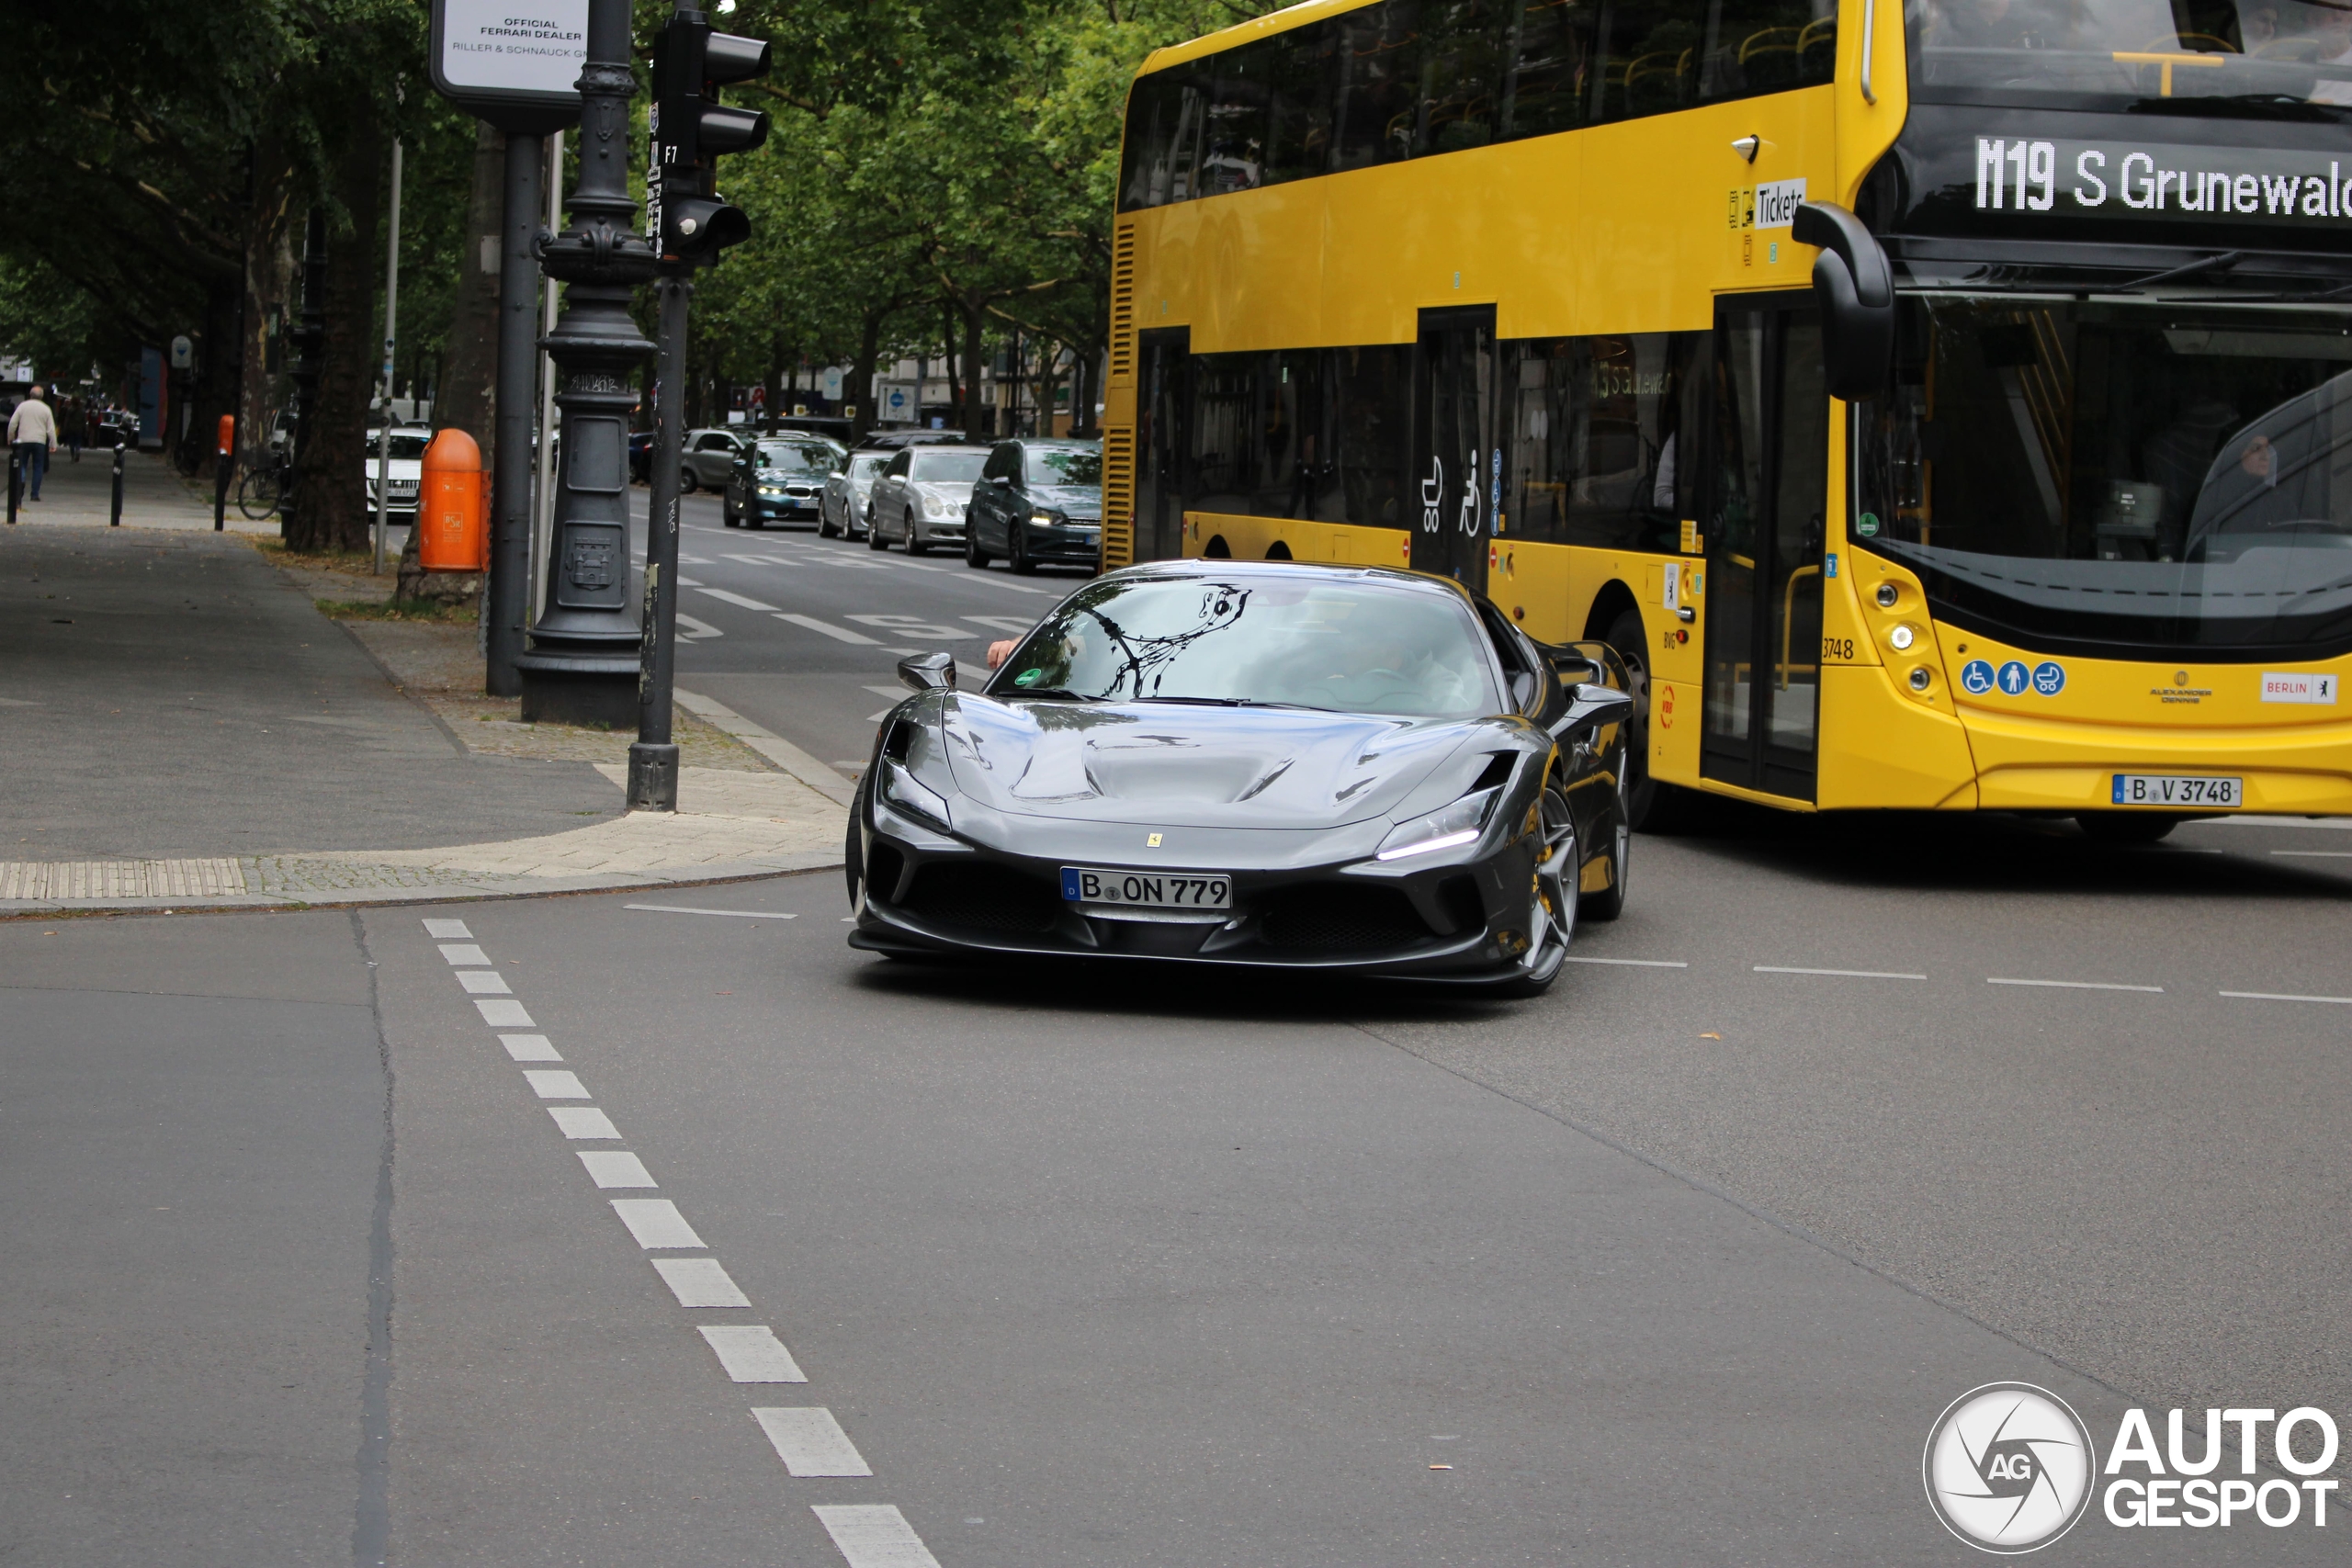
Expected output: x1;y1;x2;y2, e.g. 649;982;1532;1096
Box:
6;443;270;533
1;527;850;917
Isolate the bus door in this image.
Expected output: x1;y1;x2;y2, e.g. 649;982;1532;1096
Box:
1136;328;1190;562
1701;297;1826;802
1411;307;1496;594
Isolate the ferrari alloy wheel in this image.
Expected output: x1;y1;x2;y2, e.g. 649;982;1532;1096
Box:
1496;782;1576;997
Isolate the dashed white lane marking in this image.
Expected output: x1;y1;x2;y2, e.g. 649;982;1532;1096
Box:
2219;989;2352;1005
458;971;513;995
612;1198;707;1248
423;919;472;939
653;1257;752;1307
812;1504;943;1567
437;943;490;965
700;1325;808;1382
1988;977;2165;993
2272;849;2352;858
548;1106;621;1139
776;612;881;645
1565;955;1689;967
1754;965;1927;980
676;613;724;641
501;1033;562;1062
578;1151;657;1189
753;1408;874;1476
676;575;703;587
695;587;782;612
893;558;1054;595
475;998;534;1027
524;1069;590;1100
623;903;800;919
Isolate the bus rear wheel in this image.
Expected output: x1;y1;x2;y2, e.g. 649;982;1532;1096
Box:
2076;813;2179;845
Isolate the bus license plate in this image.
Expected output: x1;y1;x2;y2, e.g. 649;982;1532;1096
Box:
2110;774;2242;808
1060;866;1231;910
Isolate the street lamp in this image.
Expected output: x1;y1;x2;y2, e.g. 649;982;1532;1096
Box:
514;0;656;728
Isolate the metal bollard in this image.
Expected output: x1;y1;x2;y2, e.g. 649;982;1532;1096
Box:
110;438;125;526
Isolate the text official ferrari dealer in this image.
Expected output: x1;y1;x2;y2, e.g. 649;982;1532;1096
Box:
845;563;1634;996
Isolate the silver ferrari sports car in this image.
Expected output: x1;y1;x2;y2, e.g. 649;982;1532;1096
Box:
845;560;1634;995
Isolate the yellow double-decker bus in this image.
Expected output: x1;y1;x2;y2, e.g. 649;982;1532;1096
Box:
1100;0;2352;836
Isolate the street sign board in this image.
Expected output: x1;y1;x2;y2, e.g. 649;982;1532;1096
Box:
429;0;587;130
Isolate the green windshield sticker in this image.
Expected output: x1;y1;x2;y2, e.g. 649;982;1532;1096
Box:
1856;512;1881;537
1014;668;1044;687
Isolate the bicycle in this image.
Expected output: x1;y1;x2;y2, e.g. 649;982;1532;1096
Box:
236;445;292;521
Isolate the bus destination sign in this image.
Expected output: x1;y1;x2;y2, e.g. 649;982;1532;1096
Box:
1972;135;2352;228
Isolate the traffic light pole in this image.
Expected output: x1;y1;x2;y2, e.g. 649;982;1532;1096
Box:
628;270;692;811
514;0;656;728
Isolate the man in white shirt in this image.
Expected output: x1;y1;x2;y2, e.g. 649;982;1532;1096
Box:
7;384;59;503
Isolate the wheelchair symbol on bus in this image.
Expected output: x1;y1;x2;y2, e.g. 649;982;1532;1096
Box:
1961;660;1995;695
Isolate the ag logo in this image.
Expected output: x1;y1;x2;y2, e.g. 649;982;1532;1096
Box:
1923;1382;2096;1553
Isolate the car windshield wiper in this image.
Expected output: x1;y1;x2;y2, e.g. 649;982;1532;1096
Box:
1002;685;1102;702
1134;694;1337;711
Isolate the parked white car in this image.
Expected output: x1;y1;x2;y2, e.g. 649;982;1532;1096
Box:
364;428;430;519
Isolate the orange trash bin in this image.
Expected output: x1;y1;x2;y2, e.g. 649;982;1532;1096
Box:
418;428;487;571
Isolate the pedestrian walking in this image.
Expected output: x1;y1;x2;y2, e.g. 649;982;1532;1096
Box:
62;394;81;461
8;383;58;502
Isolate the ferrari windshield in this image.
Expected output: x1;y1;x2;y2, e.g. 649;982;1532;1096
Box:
989;575;1502;717
1851;295;2352;653
1910;0;2352;104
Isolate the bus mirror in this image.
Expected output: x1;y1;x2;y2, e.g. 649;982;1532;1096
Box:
1793;201;1893;402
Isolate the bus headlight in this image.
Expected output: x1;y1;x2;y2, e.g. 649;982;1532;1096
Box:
1889;624;1917;651
1909;667;1933;692
1875;581;1900;608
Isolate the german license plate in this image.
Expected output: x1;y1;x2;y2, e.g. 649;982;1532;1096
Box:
1059;866;1231;909
2110;773;2243;808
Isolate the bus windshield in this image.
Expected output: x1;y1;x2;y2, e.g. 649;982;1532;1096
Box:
1851;296;2352;654
1909;0;2352;105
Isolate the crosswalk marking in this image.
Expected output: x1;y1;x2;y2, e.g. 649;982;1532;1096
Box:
695;587;782;612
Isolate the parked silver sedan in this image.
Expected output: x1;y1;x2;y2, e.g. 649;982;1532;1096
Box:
820;450;889;539
865;445;989;555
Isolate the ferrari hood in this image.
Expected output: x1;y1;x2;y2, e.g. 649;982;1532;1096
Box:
936;694;1514;829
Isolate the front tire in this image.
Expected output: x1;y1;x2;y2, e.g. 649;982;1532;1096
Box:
1492;779;1577;998
965;526;989;568
1010;524;1037;575
906;525;929;556
867;510;891;551
677;466;698;495
820;506;839;539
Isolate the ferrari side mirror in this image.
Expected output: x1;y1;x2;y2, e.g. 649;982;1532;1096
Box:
899;650;956;693
1554;682;1633;739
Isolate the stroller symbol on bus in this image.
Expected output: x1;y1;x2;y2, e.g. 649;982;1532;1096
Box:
2031;660;2066;696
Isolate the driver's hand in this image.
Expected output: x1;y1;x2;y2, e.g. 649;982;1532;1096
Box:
987;638;1014;670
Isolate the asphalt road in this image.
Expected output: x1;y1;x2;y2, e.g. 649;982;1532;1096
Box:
627;487;1085;778
6;802;2346;1564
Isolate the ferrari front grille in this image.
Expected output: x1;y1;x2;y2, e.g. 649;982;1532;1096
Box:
1258;886;1431;953
899;861;1060;935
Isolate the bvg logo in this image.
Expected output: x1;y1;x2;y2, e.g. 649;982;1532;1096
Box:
1924;1382;2097;1553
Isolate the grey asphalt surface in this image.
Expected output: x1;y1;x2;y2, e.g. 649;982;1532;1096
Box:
0;528;619;860
8;489;2348;1562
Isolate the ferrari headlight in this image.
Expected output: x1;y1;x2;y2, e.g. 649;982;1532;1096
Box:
1375;786;1501;861
879;758;951;830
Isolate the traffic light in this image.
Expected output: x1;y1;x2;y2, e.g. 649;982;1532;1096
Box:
650;8;772;266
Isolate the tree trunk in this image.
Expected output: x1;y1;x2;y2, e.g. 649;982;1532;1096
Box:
287;107;385;554
960;299;985;438
763;338;783;434
236;141;296;487
941;301;962;422
851;310;884;442
435;122;504;457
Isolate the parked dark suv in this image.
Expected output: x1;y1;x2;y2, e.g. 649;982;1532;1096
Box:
963;438;1102;573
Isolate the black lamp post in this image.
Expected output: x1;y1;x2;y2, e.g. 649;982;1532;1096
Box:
514;0;655;728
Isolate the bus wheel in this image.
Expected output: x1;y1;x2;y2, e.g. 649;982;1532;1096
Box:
2077;813;2179;845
